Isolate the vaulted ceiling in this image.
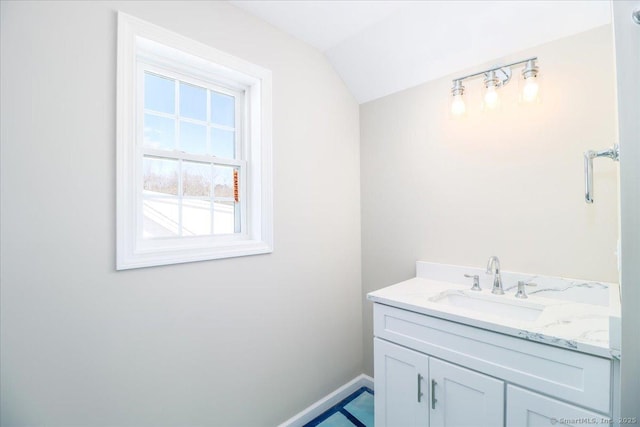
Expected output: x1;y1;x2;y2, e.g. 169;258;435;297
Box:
230;1;611;103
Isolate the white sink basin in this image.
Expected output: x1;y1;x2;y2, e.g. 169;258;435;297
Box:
429;290;545;322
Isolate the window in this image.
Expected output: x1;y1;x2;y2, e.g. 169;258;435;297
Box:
141;71;243;238
117;13;273;270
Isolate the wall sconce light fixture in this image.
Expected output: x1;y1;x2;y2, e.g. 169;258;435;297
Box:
450;57;539;117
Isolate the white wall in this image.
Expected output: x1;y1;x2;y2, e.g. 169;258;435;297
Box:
0;2;361;426
612;0;640;419
360;26;618;374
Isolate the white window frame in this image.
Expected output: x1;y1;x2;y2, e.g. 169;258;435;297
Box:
117;12;273;270
137;66;247;242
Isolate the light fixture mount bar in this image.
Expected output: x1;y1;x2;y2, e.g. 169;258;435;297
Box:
452;56;538;84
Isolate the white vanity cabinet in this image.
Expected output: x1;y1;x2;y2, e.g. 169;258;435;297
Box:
373;303;614;427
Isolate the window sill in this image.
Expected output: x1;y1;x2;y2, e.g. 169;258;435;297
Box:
117;239;273;270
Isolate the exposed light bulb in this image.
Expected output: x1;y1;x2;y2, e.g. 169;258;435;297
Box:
451;94;466;116
450;80;465;117
521;59;539;103
522;76;539;102
484;85;499;110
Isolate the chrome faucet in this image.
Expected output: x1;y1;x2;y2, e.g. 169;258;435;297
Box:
486;256;504;295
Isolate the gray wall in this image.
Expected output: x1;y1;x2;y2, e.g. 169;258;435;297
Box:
360;26;618;375
0;2;361;426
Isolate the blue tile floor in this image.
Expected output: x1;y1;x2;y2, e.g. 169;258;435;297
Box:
303;387;374;427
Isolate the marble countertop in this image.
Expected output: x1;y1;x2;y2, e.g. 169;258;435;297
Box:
367;261;621;359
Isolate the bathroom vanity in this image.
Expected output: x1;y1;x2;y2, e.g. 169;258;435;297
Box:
368;261;622;427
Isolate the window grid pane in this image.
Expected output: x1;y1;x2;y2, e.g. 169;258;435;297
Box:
144;113;176;151
179;81;207;121
144;72;175;114
182;160;211;197
179;121;207;155
213;201;235;235
182;198;212;236
143;156;178;195
211;91;235;127
143;198;180;238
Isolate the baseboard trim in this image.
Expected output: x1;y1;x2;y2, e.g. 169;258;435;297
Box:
277;374;374;427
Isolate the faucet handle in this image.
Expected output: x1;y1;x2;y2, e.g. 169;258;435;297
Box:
464;274;481;291
515;281;528;299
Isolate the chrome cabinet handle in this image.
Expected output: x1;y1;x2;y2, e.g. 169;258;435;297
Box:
417;374;423;402
431;379;437;409
584;144;619;204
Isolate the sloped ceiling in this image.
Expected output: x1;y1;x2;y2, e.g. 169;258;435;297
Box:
230;1;611;103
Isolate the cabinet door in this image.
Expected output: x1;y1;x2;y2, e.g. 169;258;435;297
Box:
430;357;504;427
374;338;430;427
507;385;610;426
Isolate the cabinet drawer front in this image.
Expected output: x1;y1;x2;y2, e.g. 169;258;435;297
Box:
374;304;611;414
507;385;611;426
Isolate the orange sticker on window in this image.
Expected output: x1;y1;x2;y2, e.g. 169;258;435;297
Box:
233;169;239;203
